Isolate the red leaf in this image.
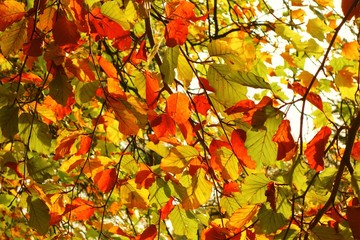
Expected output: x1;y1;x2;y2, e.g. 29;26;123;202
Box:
76;135;92;156
160;197;175;220
150;113;176;139
223;182;240;196
137;225;157;240
272;120;297;160
94;168;117;193
165;19;189;47
178;120;195;145
342;0;360;20
145;71;160;109
198;77;215;92
304;126;331;172
54;134;78;160
52;14;80;47
265;181;276;211
70;0;89;32
351;141;360;161
231;129;256;169
23;38;43;57
225;99;255;115
209;139;231;171
66;198;95;221
193;95;211;116
288;82;323;111
136;40;147;61
0;1;25;31
166;92;191;124
347;197;360;239
135;163;156;189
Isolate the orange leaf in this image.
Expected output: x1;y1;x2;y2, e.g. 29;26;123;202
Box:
304;126;331;172
145;71;160;109
135;163;156;189
165;19;189;47
75;135;92;156
54;134;78;160
272;120;297;160
288;82;323;111
107;77;126;99
223;182;240;196
96;56;118;79
0;1;25;31
94;168;117;193
351;141;360;161
70;0;89;32
150;113;176;139
52;14;80;47
160;197;175;220
136;225;157;240
231;129;256;169
347;197;360;239
166;92;191;124
193;95;211;116
342;41;359;60
66;198;95;221
178;120;195;145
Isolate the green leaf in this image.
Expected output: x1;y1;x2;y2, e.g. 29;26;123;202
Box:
27;196;50;235
211;64;271;89
75;80;98;104
169;206;198;239
207;64;247;106
208;40;247;70
0;85;15;108
241;173;269;204
245;115;281;167
177;53;193;89
257;203;287;234
0;20;27;57
149;178;171;208
18;113;52;155
27;154;54;183
160;46;179;85
220;193;247;216
49;71;72;106
306;18;332;41
0;105;19;139
309;225;345;240
101;1;129;29
287;158;309;193
160;145;198;174
313;167;337;191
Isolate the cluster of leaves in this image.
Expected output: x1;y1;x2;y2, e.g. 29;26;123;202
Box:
1;0;360;239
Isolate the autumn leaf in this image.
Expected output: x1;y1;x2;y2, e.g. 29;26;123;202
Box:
231;129;256;169
150;113;176;140
165;19;189;47
66;198;95;221
135;163;156;189
193;95;211;116
272;120;297;160
160;197;175;220
136;225;157;240
145;71;160;109
265;182;276;211
351;141;360;161
346;198;360;239
166;92;191;124
227;205;260;230
288;82;323;111
305;126;332;172
0;0;25;31
94;168;117;193
52;14;80;47
341;0;360;20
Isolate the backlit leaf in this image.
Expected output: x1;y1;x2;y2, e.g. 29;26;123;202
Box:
165;19;189;47
160;46;179;84
67;198;95;221
49;69;72;106
304;126;331;172
137;225;157;240
0;0;25;31
94;168;117;193
257;203;287;234
166;92;191;124
145;71;160;109
228;205;259;230
52;14;80;47
0;19;26;56
351;141;360;161
120;179;149;209
306;18;332;41
160;145;198;174
342;41;359;60
168;206;198;239
241;173;270;204
288;82;323;111
272;120;297;160
231;129;256;169
341;0;360;20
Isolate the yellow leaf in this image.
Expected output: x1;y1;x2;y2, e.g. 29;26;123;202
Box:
227;205;259;229
182;169;213;210
160;145;198;174
306;18;332;41
315;0;333;7
217;147;240;181
0;20;27;56
298;70;318;89
177;53;193;89
291;9;305;21
342;41;359;60
120;179;149;209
